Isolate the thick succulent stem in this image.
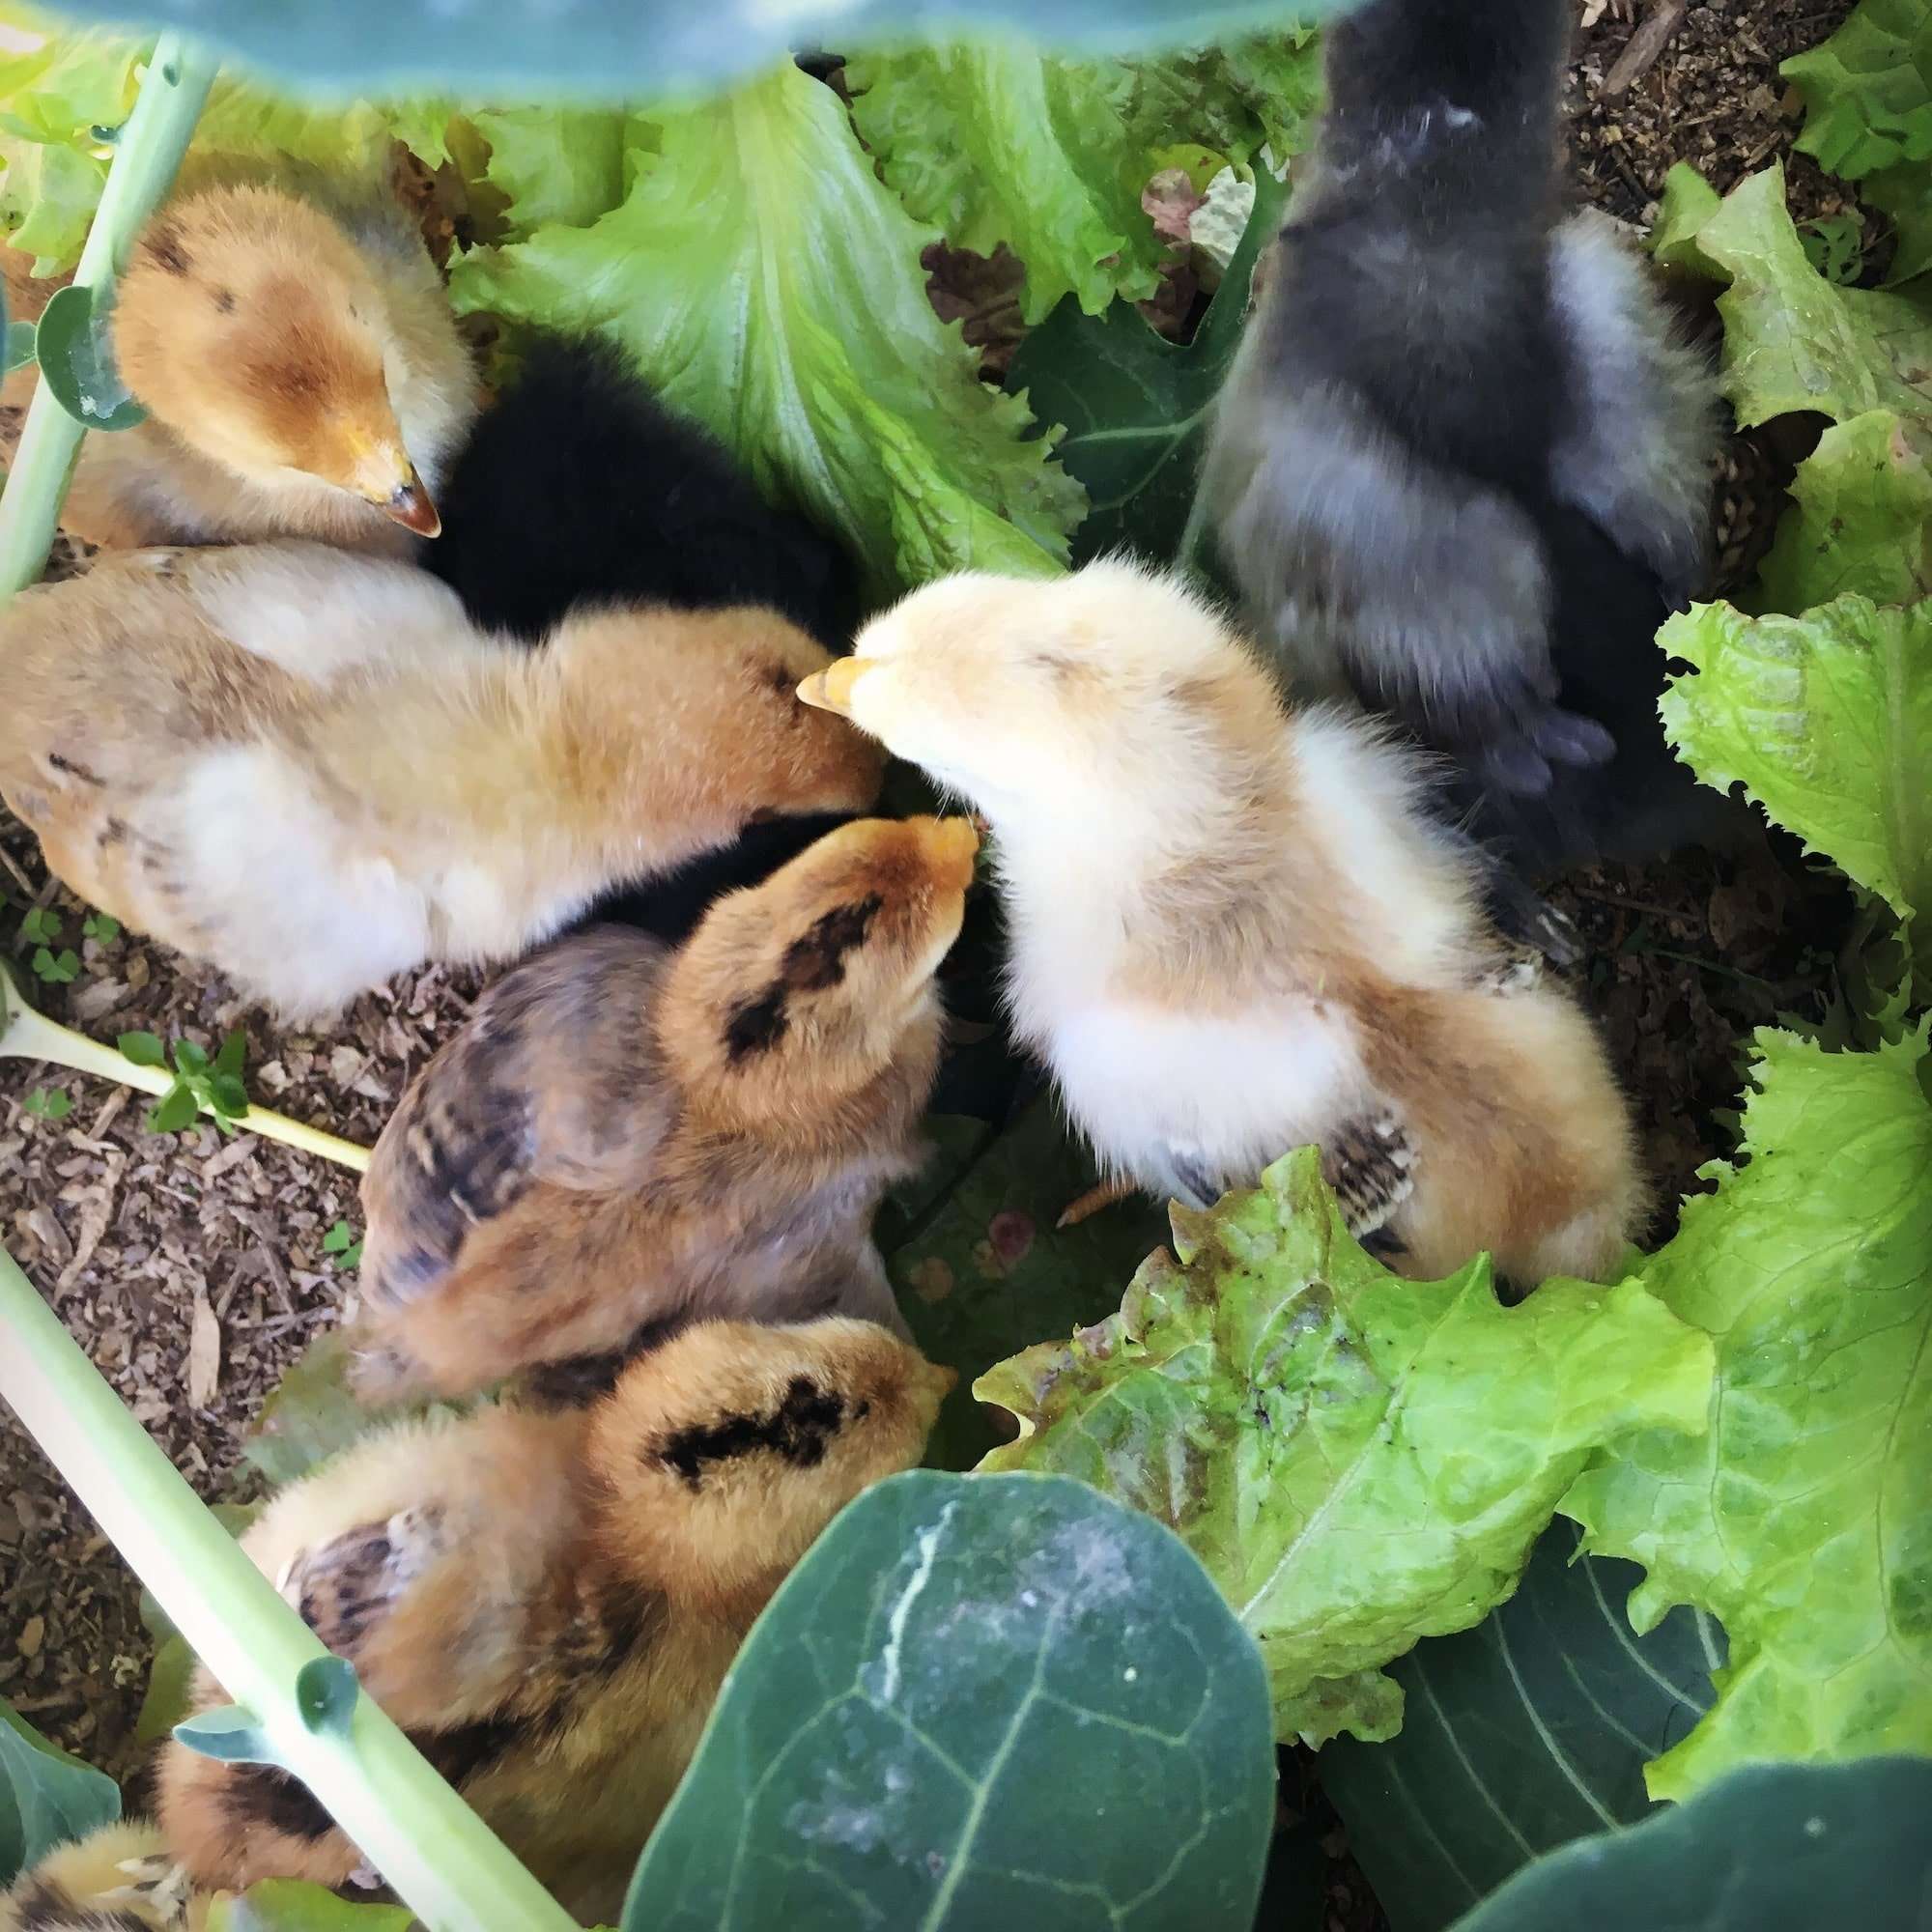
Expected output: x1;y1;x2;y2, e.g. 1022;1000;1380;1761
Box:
0;1242;581;1932
0;32;216;595
1;960;371;1173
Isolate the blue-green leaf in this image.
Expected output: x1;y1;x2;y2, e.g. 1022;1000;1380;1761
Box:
0;1698;122;1886
624;1469;1275;1931
31;282;146;432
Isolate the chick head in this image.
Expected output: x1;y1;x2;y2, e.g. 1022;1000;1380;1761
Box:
798;558;1254;827
588;1318;954;1600
114;186;440;534
663;813;978;1121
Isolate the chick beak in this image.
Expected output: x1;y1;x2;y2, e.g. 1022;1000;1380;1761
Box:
383;476;441;539
797;655;870;716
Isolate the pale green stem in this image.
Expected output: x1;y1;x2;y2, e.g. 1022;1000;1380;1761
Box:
0;33;216;595
2;960;370;1173
0;1242;581;1932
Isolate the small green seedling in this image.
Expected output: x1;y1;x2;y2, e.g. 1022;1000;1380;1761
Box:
82;913;121;942
22;1088;72;1122
1799;213;1863;285
122;1028;251;1137
19;908;61;946
322;1220;363;1268
32;946;79;984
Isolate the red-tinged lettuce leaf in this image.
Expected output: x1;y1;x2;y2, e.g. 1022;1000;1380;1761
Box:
1560;1023;1932;1802
845;33;1318;323
449;62;1085;603
976;1147;1715;1747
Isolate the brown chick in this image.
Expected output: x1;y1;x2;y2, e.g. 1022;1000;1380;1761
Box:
0;541;884;1019
804;559;1647;1291
1;1821;205;1932
0;179;474;554
156;1319;953;1923
351;814;980;1404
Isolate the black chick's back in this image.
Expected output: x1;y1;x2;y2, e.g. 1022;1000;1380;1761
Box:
425;333;857;647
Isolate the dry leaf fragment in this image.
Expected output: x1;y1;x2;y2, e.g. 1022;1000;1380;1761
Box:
188;1287;221;1407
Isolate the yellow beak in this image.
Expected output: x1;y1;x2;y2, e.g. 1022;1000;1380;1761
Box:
797;655;871;716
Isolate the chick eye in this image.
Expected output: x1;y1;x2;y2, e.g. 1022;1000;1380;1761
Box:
854;1400;871;1419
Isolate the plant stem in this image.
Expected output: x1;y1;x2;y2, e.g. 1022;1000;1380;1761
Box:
0;1242;580;1932
0;32;216;596
1;962;370;1173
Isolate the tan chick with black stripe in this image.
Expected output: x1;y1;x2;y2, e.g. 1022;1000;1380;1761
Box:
1;1822;204;1932
156;1318;952;1921
349;815;978;1403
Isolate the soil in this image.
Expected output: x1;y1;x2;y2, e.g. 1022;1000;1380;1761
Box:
0;0;1863;1910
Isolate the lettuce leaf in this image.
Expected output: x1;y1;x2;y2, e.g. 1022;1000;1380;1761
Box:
1561;1023;1932;1801
975;1148;1715;1747
451;62;1084;600
1659;596;1932;975
1782;0;1932;182
844;32;1319;322
1752;411;1932;610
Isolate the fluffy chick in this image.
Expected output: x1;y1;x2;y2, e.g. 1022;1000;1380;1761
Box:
1;179;474;554
805;561;1646;1289
351;815;978;1402
1199;0;1733;877
0;542;883;1018
156;1319;952;1921
1;1822;204;1932
424;333;857;646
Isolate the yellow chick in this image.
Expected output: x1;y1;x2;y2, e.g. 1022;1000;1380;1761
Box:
0;541;885;1019
1;1821;204;1931
156;1319;953;1922
801;559;1646;1289
352;815;980;1404
1;181;475;554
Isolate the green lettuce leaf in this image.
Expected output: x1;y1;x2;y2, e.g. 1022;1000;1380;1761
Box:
1561;1023;1932;1802
976;1147;1715;1747
845;32;1318;322
1752;410;1932;610
451;63;1084;600
1697;163;1932;435
1658;596;1932;974
1782;0;1932;183
1649;160;1724;279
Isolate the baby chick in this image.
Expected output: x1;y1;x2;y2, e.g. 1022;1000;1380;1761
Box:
156;1319;953;1921
1;1821;203;1932
1199;0;1734;878
803;561;1646;1290
0;542;884;1018
2;178;475;554
351;815;979;1403
424;333;857;647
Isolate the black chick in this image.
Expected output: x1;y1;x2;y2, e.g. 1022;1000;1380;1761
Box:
423;333;857;648
1201;0;1742;882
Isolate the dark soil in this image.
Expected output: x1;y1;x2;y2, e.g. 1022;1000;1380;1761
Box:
0;0;1862;1909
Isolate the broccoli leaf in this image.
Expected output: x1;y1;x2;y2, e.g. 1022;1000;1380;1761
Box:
0;1697;121;1885
30;0;1360;97
977;1147;1715;1747
1659;597;1932;975
1321;1521;1724;1932
1005;161;1288;566
845;33;1318;322
1561;1023;1932;1801
1447;1757;1932;1932
452;63;1085;601
623;1470;1275;1931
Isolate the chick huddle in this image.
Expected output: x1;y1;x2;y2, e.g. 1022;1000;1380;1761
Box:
3;0;1715;1909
